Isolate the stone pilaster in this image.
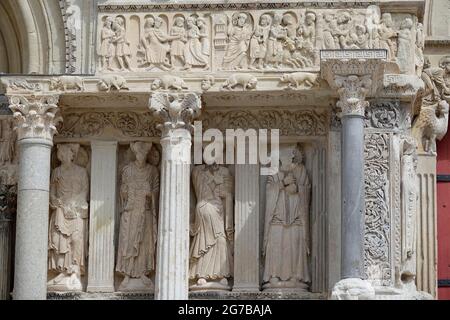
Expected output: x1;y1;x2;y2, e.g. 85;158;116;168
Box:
87;141;118;293
8;95;61;300
321;50;386;299
233;163;260;292
149;93;201;300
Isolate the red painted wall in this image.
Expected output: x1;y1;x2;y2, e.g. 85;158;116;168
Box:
437;133;450;299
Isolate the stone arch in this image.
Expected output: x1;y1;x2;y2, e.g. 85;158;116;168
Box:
0;0;66;74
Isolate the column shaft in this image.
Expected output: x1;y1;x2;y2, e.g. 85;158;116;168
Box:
341;116;365;279
14;141;52;300
87;141;118;292
155;135;191;300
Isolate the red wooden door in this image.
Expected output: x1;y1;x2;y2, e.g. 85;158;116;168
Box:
437;133;450;299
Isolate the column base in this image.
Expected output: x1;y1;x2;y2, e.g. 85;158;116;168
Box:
86;285;115;293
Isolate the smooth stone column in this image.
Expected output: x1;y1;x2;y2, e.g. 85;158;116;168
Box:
87;141;118;293
233;163;260;292
8;95;61;300
149;92;201;300
341;113;366;278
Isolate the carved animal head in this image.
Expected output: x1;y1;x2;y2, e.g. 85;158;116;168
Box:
247;77;257;89
151;79;162;90
97;80;109;91
280;74;290;82
49;78;61;90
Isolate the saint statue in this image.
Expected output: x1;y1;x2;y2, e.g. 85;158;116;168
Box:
189;164;234;290
116;142;159;292
99;16;115;71
48;144;89;292
222;13;252;70
263;145;311;291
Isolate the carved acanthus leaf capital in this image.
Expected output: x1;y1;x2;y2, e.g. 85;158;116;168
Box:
8;95;62;142
321;50;386;117
335;75;372;117
149;93;201;137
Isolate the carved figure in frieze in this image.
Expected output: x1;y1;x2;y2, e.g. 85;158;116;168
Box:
397;137;418;290
221;73;257;91
334;11;353;49
47;144;89;292
280;72;319;90
396;18;413;74
183;17;209;71
197;17;210;59
97;74;129;92
170;17;187;66
138;17;176;71
378;13;397;61
112;16;132;71
263;145;311;291
116;142;159;292
0;119;16;165
50;76;84;92
415;23;425;76
223;13;252;70
249;14;271;70
189;164;234;291
99;16;115;71
413;57;450;154
345;24;369;49
322;14;337;49
151;75;189;91
266;13;287;68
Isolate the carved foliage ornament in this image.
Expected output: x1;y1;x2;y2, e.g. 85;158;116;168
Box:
335;75;371;117
8;95;62;141
365;101;400;129
364;133;392;286
149;93;201;136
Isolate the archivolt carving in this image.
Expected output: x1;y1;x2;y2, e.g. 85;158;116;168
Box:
58;112;160;138
364;132;392;286
200;109;327;136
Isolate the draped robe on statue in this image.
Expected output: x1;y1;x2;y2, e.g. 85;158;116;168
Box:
263;163;311;284
189;165;233;281
116;162;159;278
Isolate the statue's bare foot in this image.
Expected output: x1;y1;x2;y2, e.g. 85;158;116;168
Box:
197;278;207;286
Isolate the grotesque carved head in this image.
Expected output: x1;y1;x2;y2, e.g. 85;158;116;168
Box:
247;77;258;89
151;79;162;91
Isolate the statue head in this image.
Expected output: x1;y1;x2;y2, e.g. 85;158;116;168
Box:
381;13;392;27
115;16;125;28
355;24;366;35
130;142;152;165
273;13;283;25
155;17;163;28
260;14;272;27
174;16;185;27
237;13;247;27
401;18;413;30
305;12;316;25
196;17;206;28
57;144;80;165
293;145;305;165
337;12;351;24
145;17;155;29
151;79;162;90
186;17;196;28
439;56;450;73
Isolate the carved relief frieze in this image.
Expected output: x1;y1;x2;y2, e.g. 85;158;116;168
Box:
200;109;328;136
97;5;420;75
365;101;400;130
58;111;160;138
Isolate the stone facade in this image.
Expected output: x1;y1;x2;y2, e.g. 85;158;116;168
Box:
0;0;449;300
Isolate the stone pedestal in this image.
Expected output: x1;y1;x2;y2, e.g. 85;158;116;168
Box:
87;141;118;293
233;164;260;292
149;93;201;300
8;95;61;300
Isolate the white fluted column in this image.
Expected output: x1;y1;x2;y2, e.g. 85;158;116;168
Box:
87;141;118;293
8;95;61;300
149;93;201;300
0;207;14;300
233;163;260;292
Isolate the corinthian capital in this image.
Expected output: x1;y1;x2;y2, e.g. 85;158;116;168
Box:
8;95;62;142
149;93;201;137
335;75;372;117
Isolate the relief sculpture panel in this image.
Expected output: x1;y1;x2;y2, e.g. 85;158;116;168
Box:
97;6;421;74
